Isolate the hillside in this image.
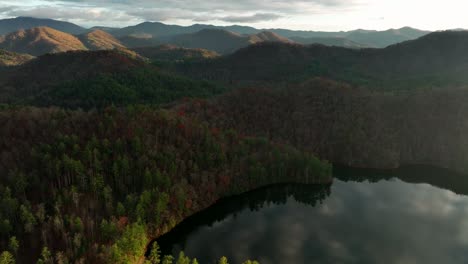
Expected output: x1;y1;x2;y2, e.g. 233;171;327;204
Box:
248;31;293;43
78;29;126;50
112;21;209;38
170;29;292;54
0;48;34;66
118;35;161;48
132;44;219;62
346;27;430;48
177;78;468;174
0;26;87;56
170;29;251;54
0;49;224;108
171;30;468;88
0;16;86;35
291;36;368;48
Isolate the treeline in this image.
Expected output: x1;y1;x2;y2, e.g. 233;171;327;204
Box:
145;243;259;264
0;106;331;263
20;68;225;109
0;50;225;109
174;78;468;173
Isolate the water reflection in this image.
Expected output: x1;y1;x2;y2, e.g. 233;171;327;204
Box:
155;166;468;264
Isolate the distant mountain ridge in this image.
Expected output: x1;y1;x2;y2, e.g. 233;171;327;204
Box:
0;16;86;35
170;29;293;54
171;30;468;88
113;21;430;48
0;17;432;50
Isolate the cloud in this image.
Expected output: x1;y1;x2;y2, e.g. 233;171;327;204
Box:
167;179;468;264
127;8;283;23
220;13;283;23
0;0;357;27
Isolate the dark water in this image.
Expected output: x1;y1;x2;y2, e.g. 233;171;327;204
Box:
155;166;468;264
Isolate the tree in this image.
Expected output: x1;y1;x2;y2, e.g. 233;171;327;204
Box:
218;256;229;264
0;251;14;264
176;251;190;264
8;237;18;256
161;255;174;264
147;243;161;264
36;247;53;264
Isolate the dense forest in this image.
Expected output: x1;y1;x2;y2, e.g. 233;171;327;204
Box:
174;78;468;174
0;106;331;263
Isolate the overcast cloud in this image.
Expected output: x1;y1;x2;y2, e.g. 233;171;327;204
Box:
0;0;467;30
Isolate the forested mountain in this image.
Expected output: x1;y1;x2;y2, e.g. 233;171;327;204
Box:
290;36;368;48
0;27;87;56
172;30;468;88
0;16;86;35
0;49;34;66
111;21;428;48
132;45;219;62
0;50;223;108
77;29;126;50
345;27;430;47
118;35;161;48
170;29;292;54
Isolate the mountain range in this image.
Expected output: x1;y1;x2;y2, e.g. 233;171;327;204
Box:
171;30;468;89
0;17;433;55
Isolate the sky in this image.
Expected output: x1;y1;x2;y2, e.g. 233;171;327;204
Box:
0;0;466;31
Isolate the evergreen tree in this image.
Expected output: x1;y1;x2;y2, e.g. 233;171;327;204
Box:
148;243;161;264
162;255;174;264
0;251;15;264
8;237;18;256
218;256;229;264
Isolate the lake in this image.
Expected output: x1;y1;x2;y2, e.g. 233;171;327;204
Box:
155;166;468;264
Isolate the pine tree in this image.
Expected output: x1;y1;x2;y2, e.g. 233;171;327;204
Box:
148;243;161;264
161;255;174;264
218;256;229;264
0;251;15;264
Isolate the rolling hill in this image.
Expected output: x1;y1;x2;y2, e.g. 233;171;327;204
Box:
0;49;224;108
170;30;468;88
0;16;86;35
112;21;208;38
345;27;430;48
78;29;126;50
290;36;368;48
0;26;87;56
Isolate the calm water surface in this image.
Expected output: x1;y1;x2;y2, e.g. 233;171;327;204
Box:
155;166;468;264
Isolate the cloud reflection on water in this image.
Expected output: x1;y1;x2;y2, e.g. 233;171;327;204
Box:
173;179;468;264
